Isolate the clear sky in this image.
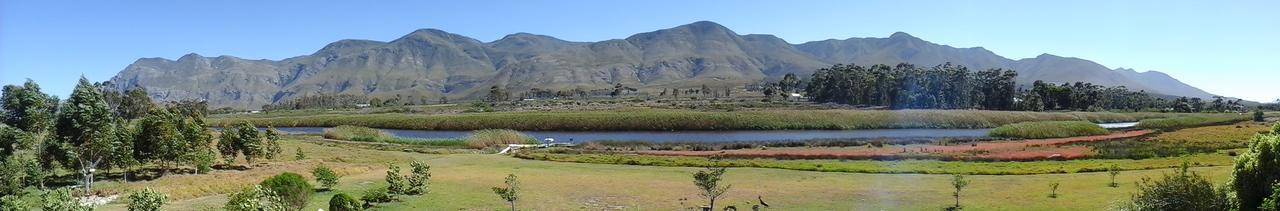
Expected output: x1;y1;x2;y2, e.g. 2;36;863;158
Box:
1;0;1276;102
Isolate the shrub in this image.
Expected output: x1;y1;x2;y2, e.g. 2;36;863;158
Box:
0;195;29;211
361;187;394;205
328;193;363;211
295;147;306;160
127;187;167;211
988;121;1108;139
1235;131;1280;210
259;172;314;210
191;149;215;174
312;164;340;191
224;185;288;211
42;187;91;211
385;165;407;195
1258;111;1268;122
406;161;431;195
465;129;535;149
1123;164;1233;210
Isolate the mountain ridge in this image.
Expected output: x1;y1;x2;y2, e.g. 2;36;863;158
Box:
108;21;1217;109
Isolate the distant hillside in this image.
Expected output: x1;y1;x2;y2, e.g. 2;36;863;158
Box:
109;21;1217;109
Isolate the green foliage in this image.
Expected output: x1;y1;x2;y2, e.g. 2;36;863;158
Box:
692;159;730;210
1123;164;1233;211
1109;164;1121;188
385;165;407;195
405;161;431;195
951;174;969;209
1263;182;1280;211
2;79;56;133
263;127;282;159
1137;115;1252;130
54;77;122;192
360;187;394;204
127;187;167;211
988;121;1109;139
0;194;28;211
224;185;288;211
218;122;266;164
119;86;152;120
1258;111;1268;122
1234;129;1280;210
805;63;1021;110
42;187;92;211
491;174;519;211
311;164;339;190
465;129;535;149
0;151;40;196
328;193;363;211
259;172;313;210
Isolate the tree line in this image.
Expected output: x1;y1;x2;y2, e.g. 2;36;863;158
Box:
781;62;1249;112
0;77;280;199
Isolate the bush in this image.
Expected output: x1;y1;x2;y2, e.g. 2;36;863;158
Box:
42;188;91;211
224;185;288;211
465;129;536;149
127;187;167;211
1235;131;1280;210
312;164;340;191
989;121;1109;139
385;165;407;195
1122;164;1232;210
259;172;314;210
324;125;393;142
406;161;431;195
0;195;29;211
361;187;394;204
1258;111;1268;122
328;193;363;211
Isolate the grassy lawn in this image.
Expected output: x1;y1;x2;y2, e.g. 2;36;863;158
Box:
209;109;1208;131
80;137;1238;211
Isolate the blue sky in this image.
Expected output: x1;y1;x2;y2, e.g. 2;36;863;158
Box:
1;0;1276;102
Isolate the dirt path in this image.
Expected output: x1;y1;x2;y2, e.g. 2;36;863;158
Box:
634;130;1154;161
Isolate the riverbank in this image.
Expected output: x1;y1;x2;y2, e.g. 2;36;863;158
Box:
210;109;1206;131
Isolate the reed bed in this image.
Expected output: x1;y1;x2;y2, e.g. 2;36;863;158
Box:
322;125;467;147
464;129;537;148
214;109;1197;131
988;121;1110;139
1136;114;1252;130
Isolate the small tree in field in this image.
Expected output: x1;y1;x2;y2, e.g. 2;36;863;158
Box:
950;174;969;210
1109;164;1121;187
406;161;431;195
385;165;407;195
1257;111;1267;122
693;159;731;210
294;147;305;160
312;164;339;191
1048;182;1060;198
492;174;519;211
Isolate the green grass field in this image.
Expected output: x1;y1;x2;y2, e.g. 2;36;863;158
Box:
80;136;1239;211
211;109;1207;131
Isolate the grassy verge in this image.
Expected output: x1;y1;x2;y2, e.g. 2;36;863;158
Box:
989;121;1109;139
511;151;1233;175
212;109;1200;131
1136;114;1253;130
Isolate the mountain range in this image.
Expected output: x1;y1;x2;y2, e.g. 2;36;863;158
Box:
108;21;1216;109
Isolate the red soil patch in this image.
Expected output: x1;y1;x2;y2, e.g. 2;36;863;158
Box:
634;130;1153;161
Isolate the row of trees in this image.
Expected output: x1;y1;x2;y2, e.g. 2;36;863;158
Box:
0;78;282;197
803;63;1020;110
789;62;1251;112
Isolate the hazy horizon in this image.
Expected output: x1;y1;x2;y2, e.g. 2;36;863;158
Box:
1;0;1275;102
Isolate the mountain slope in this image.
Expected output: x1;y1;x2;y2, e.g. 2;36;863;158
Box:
108;21;1217;109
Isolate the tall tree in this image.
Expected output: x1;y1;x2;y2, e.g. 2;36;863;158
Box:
54;77;124;192
119;86;153;120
